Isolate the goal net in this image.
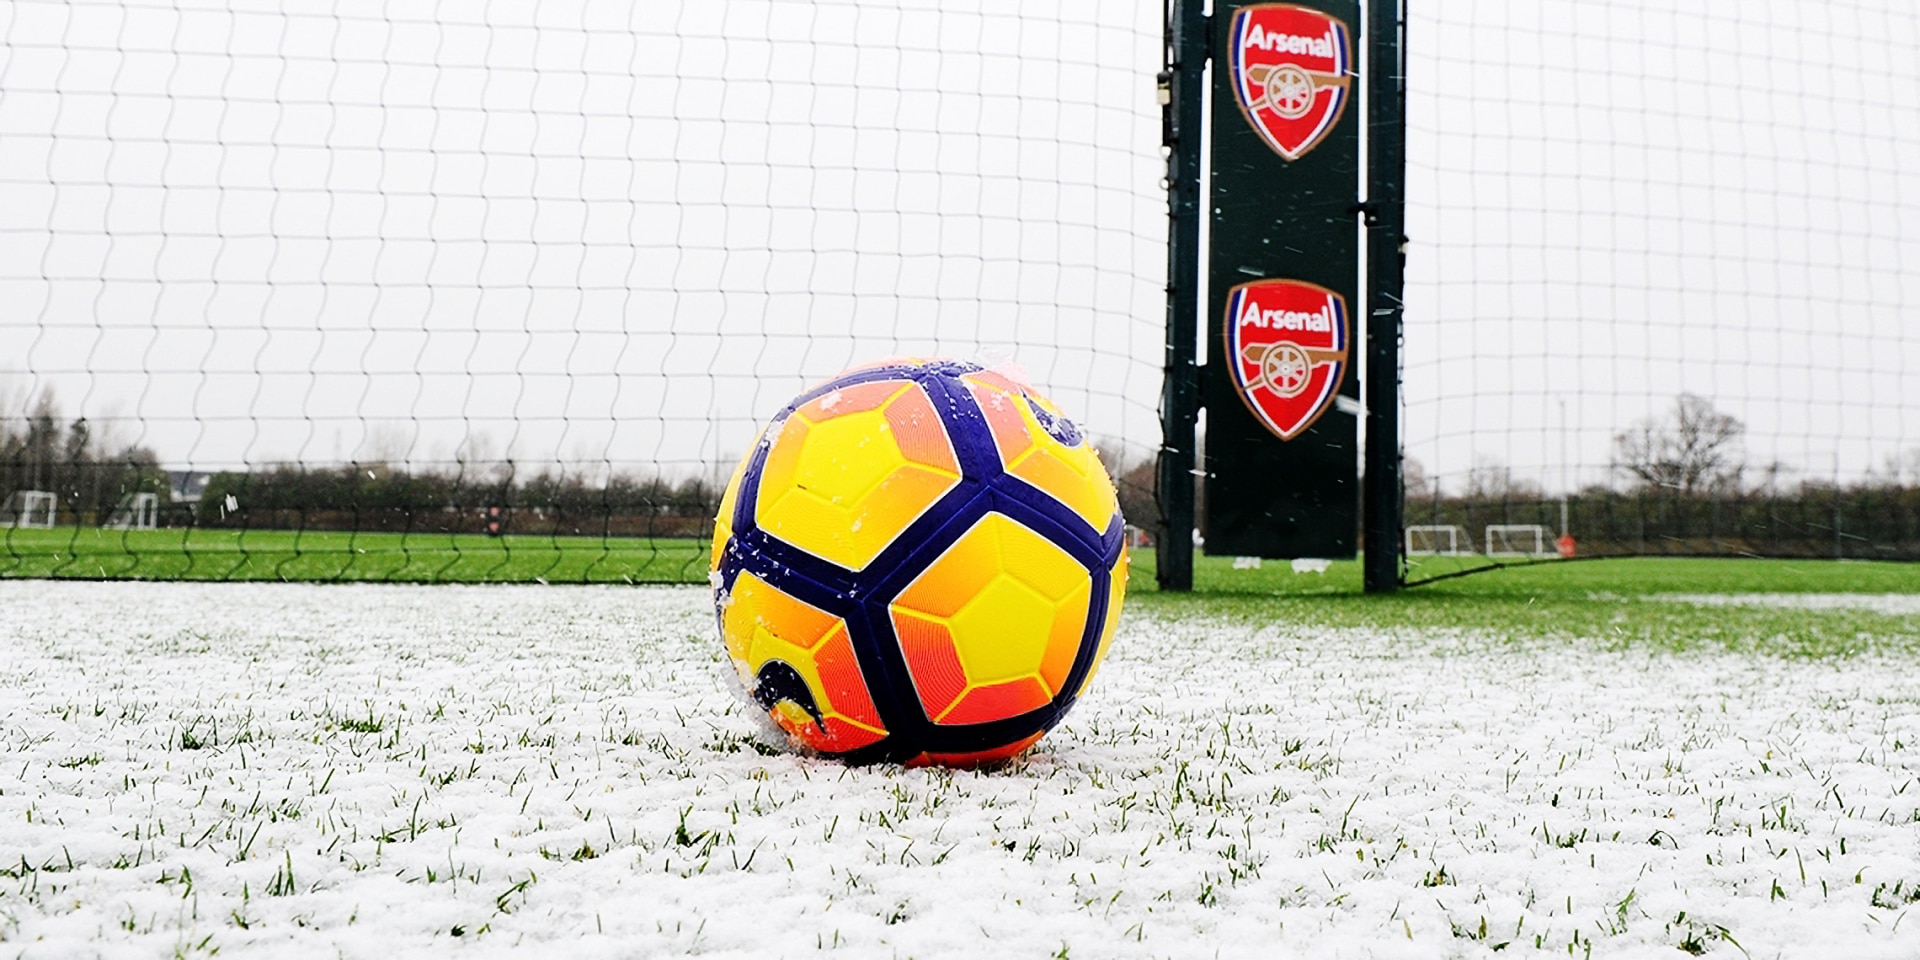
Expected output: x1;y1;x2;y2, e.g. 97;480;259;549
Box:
1401;1;1920;574
9;1;1915;585
1;0;1166;582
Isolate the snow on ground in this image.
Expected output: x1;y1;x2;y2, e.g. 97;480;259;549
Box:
2;582;1919;960
1654;593;1920;616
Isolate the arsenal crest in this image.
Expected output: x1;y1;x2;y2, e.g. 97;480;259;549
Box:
1226;280;1349;441
1228;4;1354;161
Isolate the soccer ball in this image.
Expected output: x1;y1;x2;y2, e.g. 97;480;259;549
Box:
711;359;1128;765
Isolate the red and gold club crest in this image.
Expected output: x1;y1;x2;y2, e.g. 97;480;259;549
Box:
1228;4;1354;161
1226;279;1349;441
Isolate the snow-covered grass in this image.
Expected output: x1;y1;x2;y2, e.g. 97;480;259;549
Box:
3;581;1919;958
1654;593;1920;616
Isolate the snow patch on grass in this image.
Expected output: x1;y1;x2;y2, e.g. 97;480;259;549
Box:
1;582;1917;958
1653;593;1920;616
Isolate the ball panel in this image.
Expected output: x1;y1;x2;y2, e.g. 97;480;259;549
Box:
882;386;961;474
890;511;1099;727
852;465;963;550
997;516;1087;601
754;379;960;572
788;412;901;505
1038;575;1093;696
964;379;1035;465
721;571;887;755
722;572;841;663
960;368;1028;397
961;373;1120;535
711;428;760;572
940;677;1050;726
948;579;1052;686
889;517;1000;620
908;731;1045;768
1010;446;1121;535
893;612;968;718
1075;546;1130;698
754;415;813;518
795;379;900;420
812;629;885;731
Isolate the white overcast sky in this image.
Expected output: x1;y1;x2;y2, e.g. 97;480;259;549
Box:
2;0;1916;492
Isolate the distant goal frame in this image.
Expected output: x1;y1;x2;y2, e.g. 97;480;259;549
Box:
104;492;160;530
1405;524;1472;556
2;490;58;529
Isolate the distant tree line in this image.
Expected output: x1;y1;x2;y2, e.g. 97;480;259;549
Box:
0;390;169;525
1402;394;1920;560
197;464;721;538
8;389;1916;558
2;388;722;536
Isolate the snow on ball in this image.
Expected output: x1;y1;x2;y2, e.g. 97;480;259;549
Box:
710;358;1128;766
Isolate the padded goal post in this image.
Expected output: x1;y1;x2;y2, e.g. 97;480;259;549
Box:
1155;0;1406;591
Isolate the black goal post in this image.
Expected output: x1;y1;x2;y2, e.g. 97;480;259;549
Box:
1157;0;1407;592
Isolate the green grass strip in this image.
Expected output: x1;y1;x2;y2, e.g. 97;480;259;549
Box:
1129;552;1920;657
0;527;709;584
6;528;1916;657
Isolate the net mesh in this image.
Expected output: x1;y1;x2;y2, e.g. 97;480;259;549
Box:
1402;0;1920;571
10;0;1916;585
1;0;1166;582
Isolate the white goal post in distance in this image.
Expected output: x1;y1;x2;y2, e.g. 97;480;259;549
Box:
104;493;160;530
1405;524;1471;556
1484;524;1554;558
1;491;58;529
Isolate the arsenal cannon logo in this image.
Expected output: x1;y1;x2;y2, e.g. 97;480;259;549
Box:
1226;279;1350;441
1228;4;1354;161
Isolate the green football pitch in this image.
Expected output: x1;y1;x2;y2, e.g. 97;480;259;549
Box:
4;527;1915;655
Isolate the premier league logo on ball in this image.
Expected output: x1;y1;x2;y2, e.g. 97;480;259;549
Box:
1227;4;1354;161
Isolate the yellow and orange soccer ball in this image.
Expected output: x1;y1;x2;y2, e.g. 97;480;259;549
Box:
710;359;1127;765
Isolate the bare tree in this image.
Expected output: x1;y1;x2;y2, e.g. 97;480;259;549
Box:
1401;455;1433;500
354;422;416;472
1880;448;1920;487
1613;393;1744;494
1465;455;1542;501
1092;441;1158;529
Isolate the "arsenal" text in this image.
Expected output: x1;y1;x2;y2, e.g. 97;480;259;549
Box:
1241;24;1337;60
1238;299;1334;333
